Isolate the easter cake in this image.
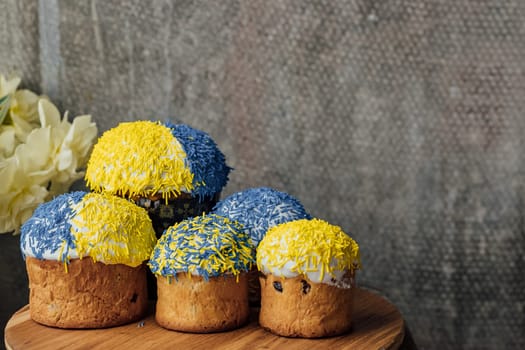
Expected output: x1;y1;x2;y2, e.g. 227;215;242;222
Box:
85;121;231;237
149;213;253;333
213;187;311;305
257;218;361;338
20;191;156;328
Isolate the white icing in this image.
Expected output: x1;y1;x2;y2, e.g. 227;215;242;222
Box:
259;255;354;289
21;220;120;264
20;235;80;261
21;240;78;261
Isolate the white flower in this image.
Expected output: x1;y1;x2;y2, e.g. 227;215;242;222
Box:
0;182;48;234
0;74;41;145
0;74;20;98
36;99;98;196
0;75;98;234
0;157;47;234
0;127;15;158
9;90;42;142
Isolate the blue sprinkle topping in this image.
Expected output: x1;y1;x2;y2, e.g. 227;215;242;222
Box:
165;122;232;201
212;187;311;248
148;213;254;280
20;191;87;262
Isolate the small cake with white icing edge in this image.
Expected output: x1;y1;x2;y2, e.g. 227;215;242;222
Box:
149;213;254;333
213;187;311;305
20;191;156;329
256;218;361;338
85;120;232;237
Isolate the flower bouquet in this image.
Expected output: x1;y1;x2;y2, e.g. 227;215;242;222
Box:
0;74;97;234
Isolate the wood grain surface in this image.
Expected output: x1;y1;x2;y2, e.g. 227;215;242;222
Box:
4;288;404;350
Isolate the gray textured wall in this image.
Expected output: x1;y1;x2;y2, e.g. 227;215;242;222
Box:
1;1;525;349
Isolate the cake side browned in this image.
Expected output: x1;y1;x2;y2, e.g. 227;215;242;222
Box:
258;273;354;338
26;257;148;329
155;273;249;333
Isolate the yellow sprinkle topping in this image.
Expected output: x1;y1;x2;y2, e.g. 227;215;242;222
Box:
149;213;254;279
256;218;361;279
69;192;157;267
85;121;194;199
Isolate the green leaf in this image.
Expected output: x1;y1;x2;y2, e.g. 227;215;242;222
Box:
0;94;11;125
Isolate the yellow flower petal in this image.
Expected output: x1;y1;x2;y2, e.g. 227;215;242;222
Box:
14;128;55;185
0;74;21;97
0;126;16;158
8;112;35;143
38;99;61;128
10;90;41;124
1;90;40;144
0;158;16;194
0;184;48;234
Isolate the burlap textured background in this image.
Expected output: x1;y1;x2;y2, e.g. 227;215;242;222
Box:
1;1;524;349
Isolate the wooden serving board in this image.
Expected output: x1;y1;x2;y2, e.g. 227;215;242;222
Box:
5;288;404;350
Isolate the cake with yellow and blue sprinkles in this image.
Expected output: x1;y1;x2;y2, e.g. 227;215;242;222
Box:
213;187;311;305
213;187;311;249
20;191;156;329
85;120;232;236
149;213;253;333
256;218;361;338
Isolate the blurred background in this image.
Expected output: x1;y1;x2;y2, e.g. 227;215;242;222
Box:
1;1;524;349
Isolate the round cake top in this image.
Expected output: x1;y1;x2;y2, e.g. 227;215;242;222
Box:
149;213;253;280
85;121;231;200
213;187;311;248
256;218;361;285
20;191;85;263
20;191;156;267
167;122;231;200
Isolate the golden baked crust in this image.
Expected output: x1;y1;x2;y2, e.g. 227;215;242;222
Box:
258;273;355;338
155;273;249;333
26;257;148;328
